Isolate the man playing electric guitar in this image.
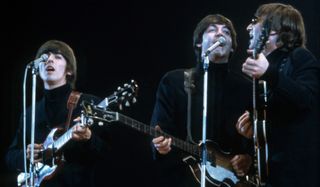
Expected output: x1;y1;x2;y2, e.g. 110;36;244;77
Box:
6;40;109;187
240;3;320;187
151;14;254;187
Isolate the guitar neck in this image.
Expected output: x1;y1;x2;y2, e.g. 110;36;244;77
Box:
252;77;258;121
54;128;73;150
117;113;198;155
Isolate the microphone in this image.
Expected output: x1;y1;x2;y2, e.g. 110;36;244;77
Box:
28;54;49;69
204;36;226;57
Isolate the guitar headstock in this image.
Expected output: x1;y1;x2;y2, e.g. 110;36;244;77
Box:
252;19;271;59
81;101;119;126
80;80;138;126
97;79;138;110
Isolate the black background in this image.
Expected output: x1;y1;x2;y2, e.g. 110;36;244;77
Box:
2;0;320;186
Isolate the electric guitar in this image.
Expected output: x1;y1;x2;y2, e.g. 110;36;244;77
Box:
80;102;253;187
250;20;270;186
17;80;138;187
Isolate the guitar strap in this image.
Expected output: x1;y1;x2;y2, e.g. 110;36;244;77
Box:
184;68;196;144
65;91;82;130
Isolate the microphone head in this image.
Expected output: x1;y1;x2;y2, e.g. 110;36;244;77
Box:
218;36;226;46
203;36;227;57
40;53;49;61
29;53;49;68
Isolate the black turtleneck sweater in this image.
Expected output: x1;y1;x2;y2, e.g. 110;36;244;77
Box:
192;62;230;144
44;83;71;129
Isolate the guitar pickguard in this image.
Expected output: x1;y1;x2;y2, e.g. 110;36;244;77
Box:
183;155;239;187
17;162;58;187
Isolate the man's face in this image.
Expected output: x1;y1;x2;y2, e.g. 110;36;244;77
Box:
200;24;233;63
39;52;69;89
247;17;279;56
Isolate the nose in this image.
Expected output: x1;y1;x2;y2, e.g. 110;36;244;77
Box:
45;53;54;64
246;23;252;31
216;28;224;36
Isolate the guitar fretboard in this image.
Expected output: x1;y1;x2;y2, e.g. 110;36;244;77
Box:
54;128;73;150
84;107;235;171
117;113;198;156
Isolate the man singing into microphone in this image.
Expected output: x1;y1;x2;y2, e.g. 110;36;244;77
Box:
150;14;253;187
239;3;320;186
5;40;110;187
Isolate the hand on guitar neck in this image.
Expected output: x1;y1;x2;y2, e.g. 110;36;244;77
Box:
152;125;172;155
71;117;92;141
242;49;269;79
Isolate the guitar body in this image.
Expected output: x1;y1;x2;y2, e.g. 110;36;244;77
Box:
18;128;65;187
17;162;59;187
183;141;251;187
254;120;268;186
252;80;269;186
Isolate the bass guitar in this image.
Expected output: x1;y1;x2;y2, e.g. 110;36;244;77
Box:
81;102;253;187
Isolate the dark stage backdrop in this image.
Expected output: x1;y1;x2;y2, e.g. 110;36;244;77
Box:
2;0;320;186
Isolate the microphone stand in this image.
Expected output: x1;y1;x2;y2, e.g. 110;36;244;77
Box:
28;63;40;187
200;55;210;187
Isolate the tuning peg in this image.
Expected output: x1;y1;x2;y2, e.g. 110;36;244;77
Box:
125;101;130;107
120;96;125;101
132;97;137;103
98;121;104;126
119;104;123;110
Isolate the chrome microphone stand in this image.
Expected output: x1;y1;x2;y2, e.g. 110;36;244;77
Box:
28;62;40;187
24;54;48;187
200;37;225;187
200;54;210;187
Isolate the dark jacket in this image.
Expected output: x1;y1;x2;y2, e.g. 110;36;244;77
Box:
261;47;320;187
